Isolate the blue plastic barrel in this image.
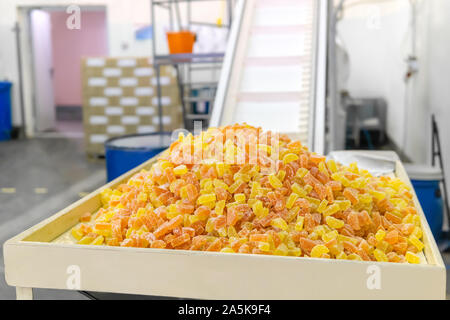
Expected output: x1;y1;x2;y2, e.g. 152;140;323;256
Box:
105;133;172;182
406;164;443;240
0;81;12;141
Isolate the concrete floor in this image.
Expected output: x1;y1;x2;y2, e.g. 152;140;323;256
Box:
0;137;105;299
0;135;449;299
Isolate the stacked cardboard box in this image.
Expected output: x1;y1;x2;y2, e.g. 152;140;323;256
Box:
81;57;182;156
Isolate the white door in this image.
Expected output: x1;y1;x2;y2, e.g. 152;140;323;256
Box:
30;9;55;132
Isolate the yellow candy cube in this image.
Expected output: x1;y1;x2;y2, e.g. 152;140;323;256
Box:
283;153;299;164
296;168;309;178
91;235;104;245
214;179;229;190
291;183;307;197
288;247;302;257
314;225;326;237
259;242;271;252
336;252;347;260
412;226;423;239
409;235;424;251
215;200;226;216
326;216;344;229
295;216;305;231
250;181;261;198
323;204;341;216
218;227;227;237
405;251;420;264
216;162;225;177
318;161;329;177
71;227;84;241
326;160;338;173
286;193;299;209
274;243;289;256
271;217;288;231
373;249;388;262
311;245;329;258
205;219;215;233
322;230;338;243
228;179;244;193
277;170;286;181
234;193;246;203
253;201;269;219
173;165;188;175
317;199;329;213
77;235;95;245
189;214;201;225
335;200;351;211
197;193;216;205
347;253;363;261
268;174;283;189
375;229;386;242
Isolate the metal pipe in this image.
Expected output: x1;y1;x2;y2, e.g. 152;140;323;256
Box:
173;0;182;30
13;22;27;139
155;65;164;133
327;0;346;152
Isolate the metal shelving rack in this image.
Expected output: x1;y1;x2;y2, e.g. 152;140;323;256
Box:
150;0;234;131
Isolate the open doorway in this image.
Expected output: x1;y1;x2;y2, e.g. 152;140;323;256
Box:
27;6;108;137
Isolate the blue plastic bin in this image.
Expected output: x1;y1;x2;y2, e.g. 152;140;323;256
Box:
406;164;443;240
0;81;12;141
105;133;172;182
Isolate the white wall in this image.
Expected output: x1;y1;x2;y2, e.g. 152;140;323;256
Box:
338;0;450;202
428;0;450;197
0;0;225;134
0;0;152;131
337;0;430;163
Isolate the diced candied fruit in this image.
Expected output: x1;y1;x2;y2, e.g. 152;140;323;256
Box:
375;229;386;242
197;193;216;205
296;168;309;178
343;188;359;205
77;233;96;245
234;193;246;203
268;174;283;189
347;253;363;261
286;193;299;209
317;199;328;213
408;235;424;251
283;153;299;164
252;200;268;219
91;235;104;245
221;247;235;253
173;165;188;175
373;249;388;262
271;218;288;231
80;212;91;222
291;183;307;197
71;227;84;241
336;252;347;260
70;124;424;264
323;204;340;217
288;247;302;257
326;160;338;173
274;243;289;256
405;251;420;264
311;245;329;258
295;216;305;231
326;216;344;229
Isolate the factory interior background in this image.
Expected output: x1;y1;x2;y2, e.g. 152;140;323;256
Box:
0;0;450;300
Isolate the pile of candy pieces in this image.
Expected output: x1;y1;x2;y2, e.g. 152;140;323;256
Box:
72;124;425;264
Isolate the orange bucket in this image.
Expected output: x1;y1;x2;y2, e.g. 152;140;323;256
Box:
166;30;196;54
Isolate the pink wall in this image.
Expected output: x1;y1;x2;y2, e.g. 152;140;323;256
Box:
50;11;108;106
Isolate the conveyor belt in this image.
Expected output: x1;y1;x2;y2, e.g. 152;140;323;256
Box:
210;0;328;153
